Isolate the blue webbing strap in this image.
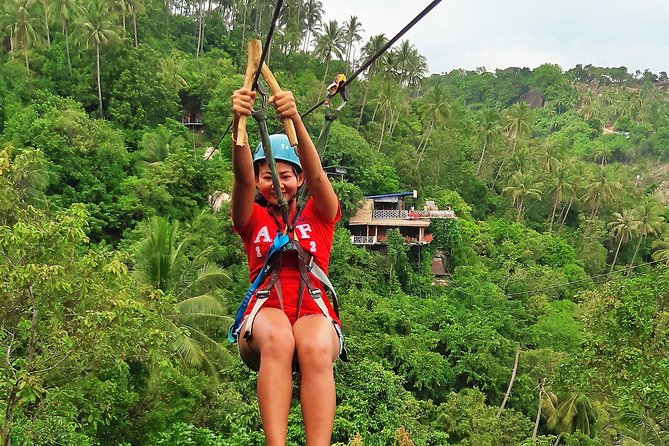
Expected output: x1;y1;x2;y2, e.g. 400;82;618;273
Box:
228;232;291;342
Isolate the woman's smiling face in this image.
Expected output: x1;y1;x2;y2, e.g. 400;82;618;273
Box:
255;160;303;205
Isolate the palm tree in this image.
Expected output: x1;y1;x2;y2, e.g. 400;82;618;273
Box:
651;235;669;266
508;146;530;175
582;166;621;220
135;128;188;170
356;33;387;128
195;0;204;56
4;0;38;71
475;108;503;176
404;46;427;96
4;147;53;208
540;139;562;176
557;161;585;231
628;197;664;268
496;101;533;181
342;15;363;72
75;0;121;115
548;163;575;232
416;83;452;169
617;410;669;446
128;0;143;47
112;0;129;30
49;0;82;74
1;2;14;49
608;210;637;274
238;0;249;49
504;101;533;157
312;19;345;92
133;217;232;374
40;0;51;46
591;141;610;167
301;0;322;52
503;171;543;222
374;79;397;151
390;40;427;94
543;393;598;438
276;0;303;53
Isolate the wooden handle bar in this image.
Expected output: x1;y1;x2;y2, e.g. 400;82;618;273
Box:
235;39;262;147
260;63;298;147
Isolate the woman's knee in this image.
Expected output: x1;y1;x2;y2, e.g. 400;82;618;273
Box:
247;309;295;360
294;318;338;369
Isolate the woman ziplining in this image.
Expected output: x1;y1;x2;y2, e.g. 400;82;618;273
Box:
225;1;444;444
229;87;344;446
228;34;345;445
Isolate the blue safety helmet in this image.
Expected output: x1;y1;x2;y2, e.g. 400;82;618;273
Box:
253;134;301;170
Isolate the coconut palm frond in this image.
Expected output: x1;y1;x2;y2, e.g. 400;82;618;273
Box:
176;293;224;317
180;323;234;369
166;320;203;367
618;410;668;446
175;263;229;300
183;313;234;322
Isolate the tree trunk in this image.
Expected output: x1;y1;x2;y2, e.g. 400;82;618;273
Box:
43;0;51;47
1;386;18;446
532;378;546;439
24;44;30;72
196;0;204;57
132;9;138;47
628;235;645;274
96;43;103;116
609;236;624;274
476;138;488;176
357;75;372;129
558;197;573;231
254;0;260;34
320;58;331;99
241;0;247;52
166;0;170;38
415;120;433;169
370;102;379;124
303;29;310;52
496;346;520;417
389;109;400;137
64;22;72;75
377;111;387;151
549;192;560;232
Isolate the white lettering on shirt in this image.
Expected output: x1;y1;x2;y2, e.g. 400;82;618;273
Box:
254;226;272;243
295;224;313;239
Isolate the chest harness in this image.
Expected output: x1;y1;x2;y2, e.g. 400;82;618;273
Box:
228;62;349;360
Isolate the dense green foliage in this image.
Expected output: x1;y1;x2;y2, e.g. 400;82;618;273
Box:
1;0;669;444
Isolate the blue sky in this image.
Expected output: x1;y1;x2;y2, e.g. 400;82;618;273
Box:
318;0;669;75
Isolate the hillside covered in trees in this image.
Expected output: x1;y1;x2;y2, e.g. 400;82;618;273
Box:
1;0;669;445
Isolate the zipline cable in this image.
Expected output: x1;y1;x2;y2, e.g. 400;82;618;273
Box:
300;0;445;119
503;257;669;298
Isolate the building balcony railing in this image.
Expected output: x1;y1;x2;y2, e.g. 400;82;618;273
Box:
350;235;377;245
370;209;456;220
408;209;456;219
372;210;408;219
